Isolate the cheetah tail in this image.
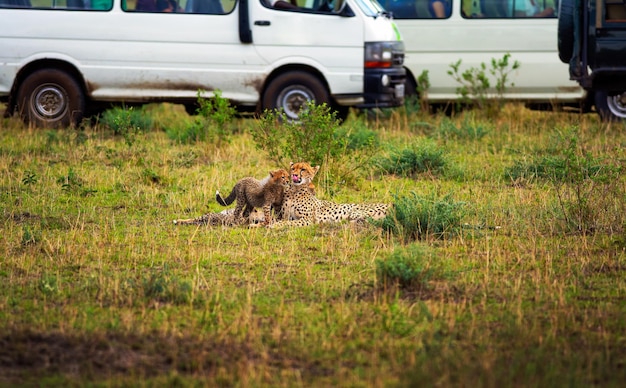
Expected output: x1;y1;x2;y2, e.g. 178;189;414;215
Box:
215;189;234;207
173;216;207;225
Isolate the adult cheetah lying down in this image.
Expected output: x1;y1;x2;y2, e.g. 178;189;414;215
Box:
269;162;391;228
173;162;391;228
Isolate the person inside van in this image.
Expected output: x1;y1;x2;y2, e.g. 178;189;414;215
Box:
511;0;554;17
135;0;182;12
263;0;299;9
428;0;451;17
185;0;224;13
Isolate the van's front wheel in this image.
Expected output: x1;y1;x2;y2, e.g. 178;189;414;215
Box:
17;69;85;128
594;90;626;122
262;71;330;121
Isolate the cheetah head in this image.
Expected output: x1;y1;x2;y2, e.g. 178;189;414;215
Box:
269;168;291;187
289;162;320;186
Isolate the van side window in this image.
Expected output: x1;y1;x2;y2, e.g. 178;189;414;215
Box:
0;0;31;7
260;0;345;12
261;0;299;10
382;0;452;18
0;0;112;9
462;0;556;18
605;0;626;22
123;0;231;13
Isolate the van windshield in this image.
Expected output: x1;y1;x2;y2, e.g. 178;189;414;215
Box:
352;0;387;16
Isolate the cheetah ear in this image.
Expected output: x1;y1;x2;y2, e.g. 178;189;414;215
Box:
313;166;320;174
269;171;274;177
290;162;294;168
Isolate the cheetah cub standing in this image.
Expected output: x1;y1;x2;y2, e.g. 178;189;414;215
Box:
216;169;290;225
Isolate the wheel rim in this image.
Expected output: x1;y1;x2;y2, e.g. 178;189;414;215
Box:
276;85;315;120
606;92;626;119
31;84;67;120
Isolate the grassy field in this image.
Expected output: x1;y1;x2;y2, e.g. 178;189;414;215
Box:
1;102;625;386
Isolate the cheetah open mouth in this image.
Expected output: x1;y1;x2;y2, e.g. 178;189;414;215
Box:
292;174;302;184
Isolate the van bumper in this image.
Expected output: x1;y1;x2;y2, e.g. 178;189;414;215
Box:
359;67;406;108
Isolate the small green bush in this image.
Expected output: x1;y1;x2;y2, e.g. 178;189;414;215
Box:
101;106;152;146
377;191;466;242
251;102;343;167
101;106;153;134
504;129;619;184
506;128;623;235
375;244;434;290
21;170;37;186
167;90;236;145
431;116;490;142
376;139;447;178
334;121;379;151
447;53;520;116
56;168;84;192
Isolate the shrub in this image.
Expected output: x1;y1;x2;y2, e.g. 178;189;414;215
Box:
447;53;520;116
251;102;343;167
376;191;466;242
431;116;490;142
57;167;84;192
334;121;380;151
101;106;152;146
505;128;623;234
376;139;447;178
21;170;37;186
375;244;434;290
167;90;236;145
504;129;619;185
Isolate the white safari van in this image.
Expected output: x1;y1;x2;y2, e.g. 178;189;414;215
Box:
381;0;585;108
0;0;406;127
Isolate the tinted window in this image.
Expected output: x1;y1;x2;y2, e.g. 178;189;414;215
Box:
379;0;557;18
462;0;556;18
0;0;113;9
382;0;452;18
124;0;234;13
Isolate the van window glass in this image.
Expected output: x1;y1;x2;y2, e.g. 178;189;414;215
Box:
261;0;352;13
382;0;452;18
605;0;626;22
0;0;113;9
123;0;233;13
353;0;385;16
461;0;556;18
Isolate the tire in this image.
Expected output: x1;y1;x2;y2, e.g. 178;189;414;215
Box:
262;71;330;121
404;76;417;98
16;69;85;128
184;103;199;116
594;90;626;122
334;105;350;123
557;0;575;64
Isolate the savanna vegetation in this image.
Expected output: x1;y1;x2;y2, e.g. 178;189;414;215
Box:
1;97;625;387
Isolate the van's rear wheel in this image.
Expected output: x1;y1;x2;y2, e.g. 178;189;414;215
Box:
262;71;330;121
594;90;626;122
17;69;85;128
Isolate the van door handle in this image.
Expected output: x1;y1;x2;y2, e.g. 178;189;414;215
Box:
254;20;271;26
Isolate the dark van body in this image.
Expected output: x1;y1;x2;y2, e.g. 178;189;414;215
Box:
558;0;626;121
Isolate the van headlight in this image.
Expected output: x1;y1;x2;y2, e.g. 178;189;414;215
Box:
364;41;404;68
